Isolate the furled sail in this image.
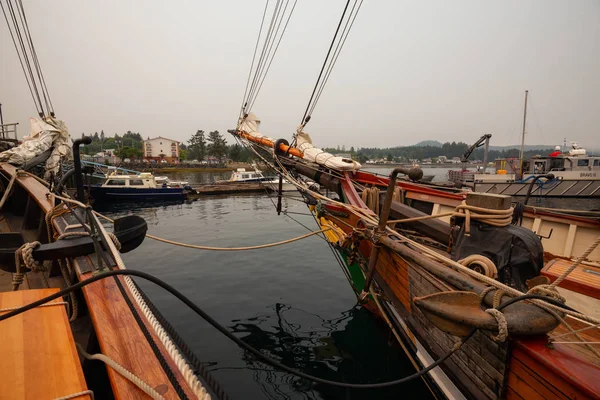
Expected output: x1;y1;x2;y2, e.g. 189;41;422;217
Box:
0;117;72;179
239;113;361;171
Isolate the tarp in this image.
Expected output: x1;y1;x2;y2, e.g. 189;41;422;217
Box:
238;113;361;171
0;117;72;179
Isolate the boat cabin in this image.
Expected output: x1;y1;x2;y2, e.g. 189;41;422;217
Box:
102;172;157;188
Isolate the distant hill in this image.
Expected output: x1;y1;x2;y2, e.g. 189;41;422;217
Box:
414;140;442;147
412;140;554;151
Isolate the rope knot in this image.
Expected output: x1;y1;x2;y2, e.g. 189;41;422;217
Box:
16;241;44;272
527;284;566;303
485;308;508;342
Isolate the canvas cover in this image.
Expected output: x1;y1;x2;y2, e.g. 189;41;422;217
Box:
0;117;72;179
238;113;361;171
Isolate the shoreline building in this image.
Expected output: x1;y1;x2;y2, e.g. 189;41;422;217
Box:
143;136;180;163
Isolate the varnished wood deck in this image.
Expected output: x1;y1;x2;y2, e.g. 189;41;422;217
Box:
0;289;90;400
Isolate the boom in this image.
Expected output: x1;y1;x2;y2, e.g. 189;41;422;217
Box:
462;134;492;169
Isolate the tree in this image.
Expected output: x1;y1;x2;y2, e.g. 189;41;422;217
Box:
386;153;393;161
93;132;99;142
115;146;142;160
188;130;206;161
207;130;227;160
100;130;105;141
357;152;368;163
228;144;242;161
179;149;188;160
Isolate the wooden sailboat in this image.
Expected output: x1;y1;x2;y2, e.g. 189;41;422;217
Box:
230;120;600;399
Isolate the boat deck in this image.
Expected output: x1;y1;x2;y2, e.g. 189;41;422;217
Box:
0;288;90;400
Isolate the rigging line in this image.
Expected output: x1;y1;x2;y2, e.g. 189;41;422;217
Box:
247;0;298;112
300;0;351;125
246;0;283;109
0;0;39;115
246;0;291;111
239;0;270;120
527;93;548;145
5;0;45;116
308;0;363;117
14;0;49;114
17;0;54;114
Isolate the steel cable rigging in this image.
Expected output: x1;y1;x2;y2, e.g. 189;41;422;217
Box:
300;0;363;128
239;0;298;121
0;0;55;117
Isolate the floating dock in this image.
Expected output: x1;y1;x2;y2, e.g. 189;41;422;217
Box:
188;182;274;196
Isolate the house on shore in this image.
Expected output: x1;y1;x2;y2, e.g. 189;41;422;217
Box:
143;136;180;162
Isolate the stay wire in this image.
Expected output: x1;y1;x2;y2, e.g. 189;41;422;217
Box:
240;0;270;120
309;0;363;117
300;0;351;125
17;0;54;114
14;0;49;114
246;0;282;111
1;0;44;116
248;0;298;112
0;0;39;115
2;270;575;389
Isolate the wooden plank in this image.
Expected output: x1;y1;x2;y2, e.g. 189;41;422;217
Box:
0;289;90;400
508;358;569;400
0;164;54;213
542;259;600;300
78;269;195;400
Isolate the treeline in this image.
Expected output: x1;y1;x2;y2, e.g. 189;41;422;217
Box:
184;130;252;162
81;130;144;160
325;141;552;163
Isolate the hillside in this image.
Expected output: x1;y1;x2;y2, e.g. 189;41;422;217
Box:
412;140;553;151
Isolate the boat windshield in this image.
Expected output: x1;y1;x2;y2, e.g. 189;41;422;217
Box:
106;179;126;186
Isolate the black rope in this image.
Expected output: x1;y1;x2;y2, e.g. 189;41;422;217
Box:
112;276;190;400
131;280;230;400
300;0;351;125
0;269;581;389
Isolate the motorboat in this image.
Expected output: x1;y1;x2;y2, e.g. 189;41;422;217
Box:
228;166;297;192
88;172;186;201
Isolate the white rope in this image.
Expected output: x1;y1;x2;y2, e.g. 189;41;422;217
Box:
93;215;211;400
54;389;95;400
485;309;508;342
75;343;164;400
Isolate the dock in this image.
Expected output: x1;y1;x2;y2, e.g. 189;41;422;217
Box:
188;182;274;196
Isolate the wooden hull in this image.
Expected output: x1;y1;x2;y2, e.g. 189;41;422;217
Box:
315;172;600;399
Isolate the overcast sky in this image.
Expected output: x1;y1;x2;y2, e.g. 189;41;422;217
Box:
1;0;598;149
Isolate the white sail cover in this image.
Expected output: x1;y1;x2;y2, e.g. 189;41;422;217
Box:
0;117;72;179
296;129;361;171
238;113;361;171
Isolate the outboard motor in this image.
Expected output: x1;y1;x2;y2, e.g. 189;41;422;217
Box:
450;193;544;292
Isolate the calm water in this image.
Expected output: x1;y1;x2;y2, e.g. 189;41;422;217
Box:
101;189;431;399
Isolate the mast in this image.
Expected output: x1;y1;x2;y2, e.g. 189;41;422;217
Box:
518;90;529;177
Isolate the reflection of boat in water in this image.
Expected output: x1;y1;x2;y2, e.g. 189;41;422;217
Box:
222;304;426;400
89;172;186;201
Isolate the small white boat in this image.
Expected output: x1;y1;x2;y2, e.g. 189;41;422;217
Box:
228;166;297;192
155;176;189;188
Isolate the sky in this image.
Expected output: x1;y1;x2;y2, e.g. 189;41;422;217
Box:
1;0;598;150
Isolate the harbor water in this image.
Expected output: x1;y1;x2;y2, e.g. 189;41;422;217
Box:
101;178;432;399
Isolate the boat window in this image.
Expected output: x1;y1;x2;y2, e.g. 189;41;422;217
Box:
106;179;126;186
577;159;589;167
242;174;249;179
594;159;599;167
130;179;144;186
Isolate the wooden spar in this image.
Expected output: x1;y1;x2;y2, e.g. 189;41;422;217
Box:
235;130;304;158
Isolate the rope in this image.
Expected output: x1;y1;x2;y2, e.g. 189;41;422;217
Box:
453;201;513;234
92;217;211;400
12;241;43;291
75;343;165;400
54;390;95;400
0;301;67;313
550;234;600;288
360;187;379;213
485;309;508;342
94;210;329;251
0;173;17;210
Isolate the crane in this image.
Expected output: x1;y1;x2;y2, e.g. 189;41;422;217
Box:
461;134;492;170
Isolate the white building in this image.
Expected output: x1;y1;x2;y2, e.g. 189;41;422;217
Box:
143;137;180;162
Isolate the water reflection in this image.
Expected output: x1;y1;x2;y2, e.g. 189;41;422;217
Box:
216;304;430;400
